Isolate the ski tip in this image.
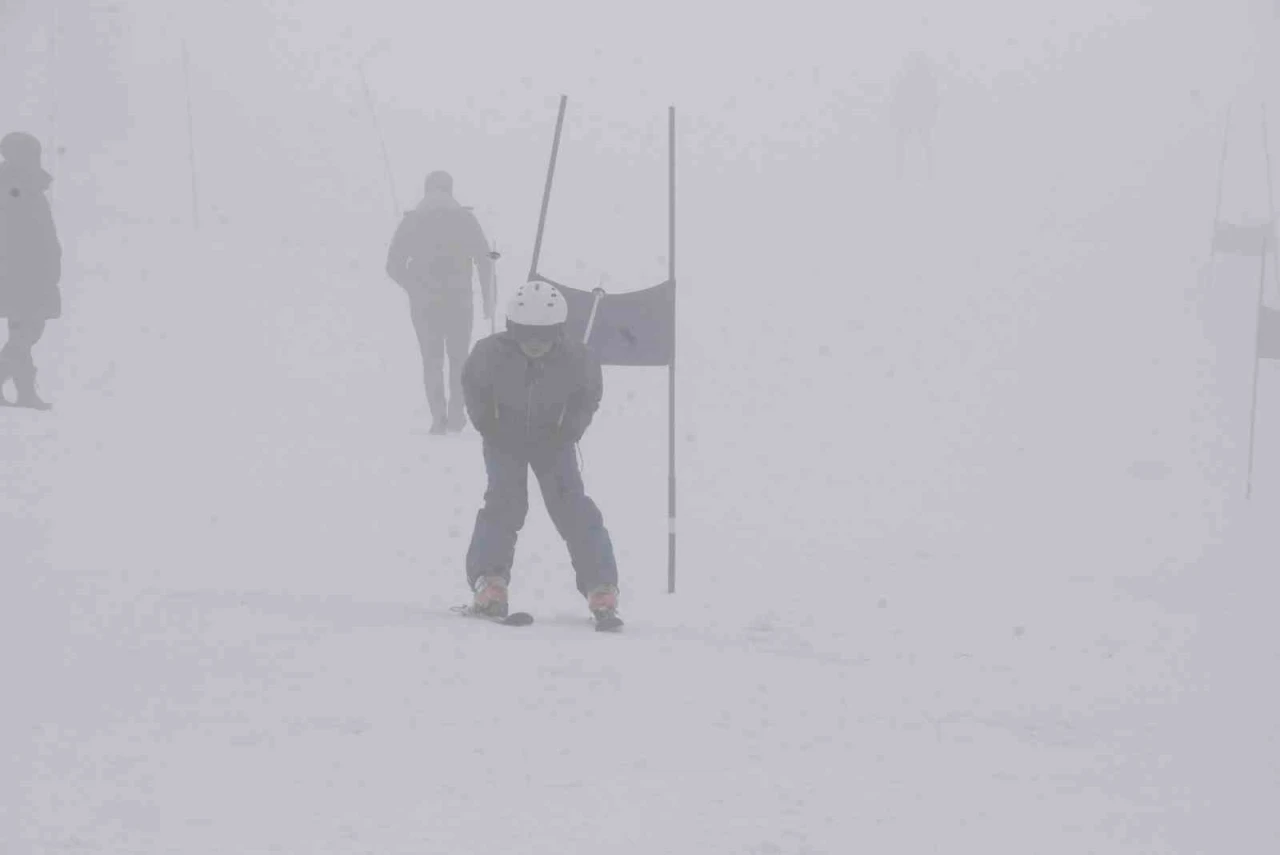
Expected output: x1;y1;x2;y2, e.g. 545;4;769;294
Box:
454;605;535;626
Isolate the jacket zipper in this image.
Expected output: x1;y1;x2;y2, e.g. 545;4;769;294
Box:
525;370;537;436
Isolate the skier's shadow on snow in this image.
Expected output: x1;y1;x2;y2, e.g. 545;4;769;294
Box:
153;587;872;670
155;587;601;635
156;587;478;631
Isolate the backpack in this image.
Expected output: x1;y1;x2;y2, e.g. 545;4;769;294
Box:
408;205;479;285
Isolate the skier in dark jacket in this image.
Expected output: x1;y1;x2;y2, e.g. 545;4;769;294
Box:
386;170;495;433
461;280;621;628
0;131;62;409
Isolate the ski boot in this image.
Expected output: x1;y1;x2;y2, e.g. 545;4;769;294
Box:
426;389;448;435
445;402;468;433
15;369;51;410
0;354;12;404
471;575;509;618
587;584;623;632
3;365;51;410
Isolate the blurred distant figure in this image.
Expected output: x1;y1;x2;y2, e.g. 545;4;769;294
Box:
891;52;940;179
386;170;495;434
0;131;61;410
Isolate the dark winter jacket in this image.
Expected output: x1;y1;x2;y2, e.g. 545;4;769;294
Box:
0;160;62;321
461;331;603;456
385;190;493;310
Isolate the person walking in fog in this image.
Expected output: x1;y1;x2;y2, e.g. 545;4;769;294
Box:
385;170;495;434
0;131;61;410
460;281;622;630
891;52;940;179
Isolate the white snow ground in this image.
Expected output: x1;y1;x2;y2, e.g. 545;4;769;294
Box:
5;2;1280;853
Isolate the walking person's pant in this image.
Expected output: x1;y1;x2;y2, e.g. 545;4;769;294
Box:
409;288;473;424
0;317;47;390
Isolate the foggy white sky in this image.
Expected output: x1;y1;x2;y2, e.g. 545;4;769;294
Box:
1;1;1276;337
0;0;1271;414
3;2;1268;237
6;6;1280;851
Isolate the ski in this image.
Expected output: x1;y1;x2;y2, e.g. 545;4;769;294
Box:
450;605;621;631
451;605;534;626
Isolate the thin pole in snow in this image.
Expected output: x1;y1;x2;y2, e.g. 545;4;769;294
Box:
48;0;60;212
488;242;501;335
667;104;678;595
1262;105;1279;299
529;95;568;281
1249;105;1279;499
1211;103;1233;261
1247;237;1268;500
182;41;200;229
357;58;399;219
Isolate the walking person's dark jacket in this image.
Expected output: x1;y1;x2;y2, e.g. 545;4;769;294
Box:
0;135;62;321
385;188;494;312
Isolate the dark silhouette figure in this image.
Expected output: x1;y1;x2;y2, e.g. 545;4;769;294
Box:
891;52;940;179
0;131;62;410
386;171;495;433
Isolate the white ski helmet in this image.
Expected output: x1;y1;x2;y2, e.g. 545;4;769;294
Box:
506;280;568;328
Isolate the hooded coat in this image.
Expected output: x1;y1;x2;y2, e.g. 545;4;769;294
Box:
461;331;603;456
0;157;62;321
892;53;940;135
385;189;493;305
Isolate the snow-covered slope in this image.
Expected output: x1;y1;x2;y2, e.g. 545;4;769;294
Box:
4;2;1279;852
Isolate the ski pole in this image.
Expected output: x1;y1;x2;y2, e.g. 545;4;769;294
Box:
487;243;501;335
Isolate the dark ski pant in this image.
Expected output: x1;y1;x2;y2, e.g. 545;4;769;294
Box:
466;441;618;596
0;318;46;388
409;287;472;424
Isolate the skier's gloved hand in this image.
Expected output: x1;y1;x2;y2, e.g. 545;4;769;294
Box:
474;417;497;440
557;410;589;446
